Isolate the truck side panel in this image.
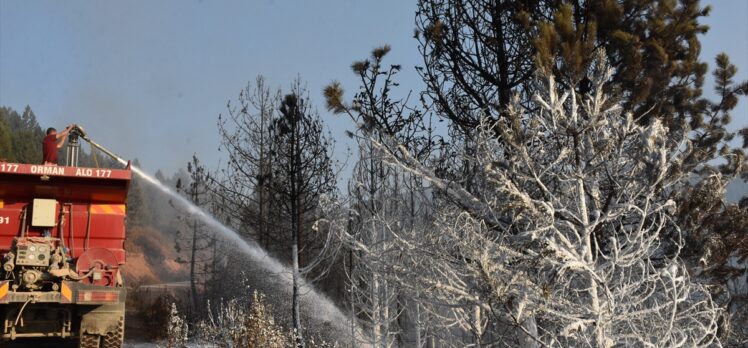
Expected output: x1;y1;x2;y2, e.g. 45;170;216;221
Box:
0;202;126;265
0;163;130;265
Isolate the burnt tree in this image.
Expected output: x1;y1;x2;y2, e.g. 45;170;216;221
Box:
270;84;336;347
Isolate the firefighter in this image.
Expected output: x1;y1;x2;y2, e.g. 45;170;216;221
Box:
42;124;74;165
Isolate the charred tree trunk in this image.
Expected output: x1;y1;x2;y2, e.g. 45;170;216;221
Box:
190;218;199;312
291;115;305;347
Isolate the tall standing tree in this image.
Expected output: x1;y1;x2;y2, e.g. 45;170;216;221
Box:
346;144;403;348
270;84;337;347
216;76;282;251
215;78;343;342
14;106;44;163
335;46;440;347
174;155;216;313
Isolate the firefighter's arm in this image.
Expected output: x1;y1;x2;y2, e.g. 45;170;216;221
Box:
55;125;73;148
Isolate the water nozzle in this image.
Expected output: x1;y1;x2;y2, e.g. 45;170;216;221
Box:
74;128;129;166
70;124;87;139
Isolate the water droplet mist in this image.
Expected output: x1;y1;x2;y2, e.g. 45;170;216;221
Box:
115;157;357;342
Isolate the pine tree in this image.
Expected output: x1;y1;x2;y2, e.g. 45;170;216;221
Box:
216;76;281;252
415;0;744;145
415;4;747;336
12;106;44;163
0;111;13;160
270;84;337;347
0;106;44;163
174;155;216;314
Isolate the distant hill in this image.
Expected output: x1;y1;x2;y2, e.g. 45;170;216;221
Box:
125;168;190;285
124;225;187;284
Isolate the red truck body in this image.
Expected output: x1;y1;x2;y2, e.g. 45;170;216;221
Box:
0;162;130;346
0;163;129;263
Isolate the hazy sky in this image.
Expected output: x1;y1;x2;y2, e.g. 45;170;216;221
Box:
1;1;746;177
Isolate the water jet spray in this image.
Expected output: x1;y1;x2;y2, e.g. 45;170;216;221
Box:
74;128;364;345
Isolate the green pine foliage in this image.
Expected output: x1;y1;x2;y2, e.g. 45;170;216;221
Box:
416;0;744;143
536;0;713;124
0;106;44;163
0;114;12;160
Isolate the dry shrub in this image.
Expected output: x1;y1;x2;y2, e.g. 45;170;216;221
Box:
163;290;338;347
190;291;338;347
167;302;189;348
244;291;290;347
194;291;289;347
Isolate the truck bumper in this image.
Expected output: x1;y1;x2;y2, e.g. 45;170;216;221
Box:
0;281;126;340
0;280;125;305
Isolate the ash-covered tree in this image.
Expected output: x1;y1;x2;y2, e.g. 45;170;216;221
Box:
345;157;441;347
346;144;403;348
331;46;440;347
269;83;337;347
672;53;748;346
415;1;747;340
327;50;726;346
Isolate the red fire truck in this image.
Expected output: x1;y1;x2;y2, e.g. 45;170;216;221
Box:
0;129;129;347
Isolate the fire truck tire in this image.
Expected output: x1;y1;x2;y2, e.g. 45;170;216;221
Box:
100;316;125;348
79;332;101;348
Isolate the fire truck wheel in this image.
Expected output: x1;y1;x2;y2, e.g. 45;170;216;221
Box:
100;315;125;348
79;332;101;348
